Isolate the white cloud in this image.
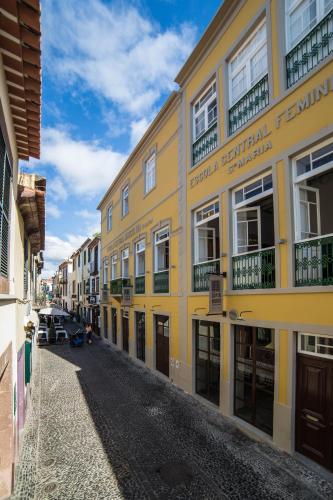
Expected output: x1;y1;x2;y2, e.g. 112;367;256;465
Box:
130;117;150;148
74;209;99;220
40;128;127;197
45;233;85;262
43;0;196;118
47;202;61;219
42;232;88;278
48;176;68;201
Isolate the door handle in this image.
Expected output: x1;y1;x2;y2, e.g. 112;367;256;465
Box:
306;414;319;423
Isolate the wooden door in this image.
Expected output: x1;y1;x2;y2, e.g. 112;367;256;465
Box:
122;315;129;353
296;354;333;471
155;315;169;377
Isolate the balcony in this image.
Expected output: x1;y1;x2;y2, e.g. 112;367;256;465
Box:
153;270;169;293
101;285;109;302
232;247;275;290
193;259;220;292
110;278;131;296
286;9;333;88
135;275;145;294
295;235;333;287
192;122;218;166
229;74;269;135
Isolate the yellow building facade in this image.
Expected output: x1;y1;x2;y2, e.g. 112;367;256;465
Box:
99;0;333;472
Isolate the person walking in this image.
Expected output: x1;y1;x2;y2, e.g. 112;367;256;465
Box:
85;323;93;344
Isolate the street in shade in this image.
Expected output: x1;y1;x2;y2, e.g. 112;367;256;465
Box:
12;319;333;499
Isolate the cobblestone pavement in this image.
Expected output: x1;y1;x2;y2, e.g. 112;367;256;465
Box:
13;321;333;500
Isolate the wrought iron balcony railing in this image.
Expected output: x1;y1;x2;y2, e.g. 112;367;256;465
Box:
229;74;269;135
232;247;276;290
135;275;145;294
110;278;131;295
192;122;218;166
286;9;333;88
295;235;333;286
153;270;169;293
193;259;220;292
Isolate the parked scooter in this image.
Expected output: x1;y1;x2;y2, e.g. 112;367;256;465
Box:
69;329;85;347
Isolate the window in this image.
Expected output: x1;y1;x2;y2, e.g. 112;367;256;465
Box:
145;154;156;194
298;332;333;359
194;200;220;265
96;276;99;292
135;239;145;277
78;254;81;267
121;248;129;278
103;259;108;286
88;249;91;263
111;255;117;280
73;258;75;271
0;133;11;280
233;173;274;254
92;278;95;294
154;227;169;273
193;80;217;142
107;205;112;231
232;173;275;289
122;185;129;217
293;139;333;241
229;20;267;106
285;0;333;51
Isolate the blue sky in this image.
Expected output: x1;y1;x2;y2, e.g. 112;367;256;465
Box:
23;0;222;276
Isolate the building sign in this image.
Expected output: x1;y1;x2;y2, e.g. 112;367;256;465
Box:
189;74;333;186
108;218;153;253
122;286;133;307
209;275;223;315
89;295;96;304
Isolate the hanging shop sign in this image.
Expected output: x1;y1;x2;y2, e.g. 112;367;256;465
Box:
122;286;133;307
89;295;96;304
208;275;223;315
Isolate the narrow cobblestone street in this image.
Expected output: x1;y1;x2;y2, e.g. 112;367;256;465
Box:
13;322;333;500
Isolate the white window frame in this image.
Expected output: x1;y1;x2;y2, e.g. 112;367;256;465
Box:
145;153;156;194
194;199;220;265
234;206;262;255
293;138;333;242
135;239;145;277
107;205;113;231
285;0;332;52
122;185;129;217
154;226;170;273
111;255;117;280
229;18;268;107
192;80;217;143
121;248;129;278
298;332;333;359
233;172;273;209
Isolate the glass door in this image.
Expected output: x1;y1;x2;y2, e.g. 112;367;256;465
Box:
234;325;275;435
195;320;220;405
